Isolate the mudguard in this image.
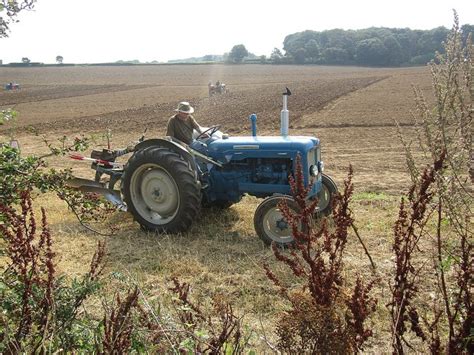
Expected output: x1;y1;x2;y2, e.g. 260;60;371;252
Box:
133;137;197;171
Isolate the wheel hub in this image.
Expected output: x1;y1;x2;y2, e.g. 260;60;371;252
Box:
130;164;180;224
263;209;292;240
141;169;178;216
255;197;305;245
276;218;288;231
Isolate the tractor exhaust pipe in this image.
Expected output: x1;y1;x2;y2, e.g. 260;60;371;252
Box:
249;113;257;136
281;87;291;137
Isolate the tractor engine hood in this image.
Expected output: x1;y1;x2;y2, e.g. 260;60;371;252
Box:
207;136;319;162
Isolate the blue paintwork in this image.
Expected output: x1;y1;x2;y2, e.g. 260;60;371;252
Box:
249;114;257;136
208;136;319;155
190;134;322;204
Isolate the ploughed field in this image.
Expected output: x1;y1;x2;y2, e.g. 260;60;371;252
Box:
1;64;433;194
0;64;436;350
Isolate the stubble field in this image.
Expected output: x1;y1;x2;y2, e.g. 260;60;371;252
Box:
0;64;436;350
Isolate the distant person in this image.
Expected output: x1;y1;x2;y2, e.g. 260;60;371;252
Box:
166;101;206;144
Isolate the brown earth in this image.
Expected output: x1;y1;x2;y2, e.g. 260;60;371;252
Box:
0;64;426;132
1;64;433;194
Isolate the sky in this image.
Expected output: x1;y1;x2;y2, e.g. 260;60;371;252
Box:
1;0;473;64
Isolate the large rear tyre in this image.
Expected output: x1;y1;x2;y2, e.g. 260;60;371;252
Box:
122;147;201;233
254;195;302;247
317;174;338;217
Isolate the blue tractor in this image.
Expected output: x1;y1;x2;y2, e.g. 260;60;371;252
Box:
71;89;337;246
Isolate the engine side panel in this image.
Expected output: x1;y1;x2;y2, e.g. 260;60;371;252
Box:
198;136;322;203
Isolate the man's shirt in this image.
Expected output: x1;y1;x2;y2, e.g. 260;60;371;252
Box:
166;114;200;144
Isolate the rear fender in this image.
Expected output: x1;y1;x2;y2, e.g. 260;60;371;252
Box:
133;138;197;171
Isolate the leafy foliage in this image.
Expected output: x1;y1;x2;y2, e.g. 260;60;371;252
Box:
388;152;446;353
0;136;119;235
101;287;139;354
264;157;377;353
0;145;68;206
0;190;249;353
228;44;249;63
282;19;473;66
0;0;36;37
0;108;17;126
0;191;107;353
392;11;473;353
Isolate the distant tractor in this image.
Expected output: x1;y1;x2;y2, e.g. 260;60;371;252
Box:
69;88;337;247
208;81;227;96
4;82;20;90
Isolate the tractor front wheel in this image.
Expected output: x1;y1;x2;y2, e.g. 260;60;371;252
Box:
254;195;301;247
122;147;201;233
316;174;338;217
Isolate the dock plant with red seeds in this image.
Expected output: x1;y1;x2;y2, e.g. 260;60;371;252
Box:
264;156;377;353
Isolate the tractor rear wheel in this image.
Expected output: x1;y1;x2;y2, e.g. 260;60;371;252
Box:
122;147;201;233
254;195;302;247
316;174;338;217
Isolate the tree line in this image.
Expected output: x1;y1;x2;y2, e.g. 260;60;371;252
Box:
269;25;474;66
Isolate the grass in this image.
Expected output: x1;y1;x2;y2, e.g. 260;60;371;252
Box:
19;185;407;351
352;191;391;202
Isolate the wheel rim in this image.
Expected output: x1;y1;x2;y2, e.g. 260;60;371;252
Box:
262;205;296;243
318;183;331;212
130;163;180;225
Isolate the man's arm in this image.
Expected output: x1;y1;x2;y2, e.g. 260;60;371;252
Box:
166;118;175;137
190;116;203;133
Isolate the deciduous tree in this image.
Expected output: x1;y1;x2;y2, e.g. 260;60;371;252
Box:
0;0;36;37
355;38;388;66
228;44;248;63
270;47;284;63
293;47;306;64
304;39;320;62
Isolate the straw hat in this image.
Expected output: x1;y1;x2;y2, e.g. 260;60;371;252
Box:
175;101;194;114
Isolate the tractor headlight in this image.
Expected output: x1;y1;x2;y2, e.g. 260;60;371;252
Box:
310;164;318;177
318;161;324;173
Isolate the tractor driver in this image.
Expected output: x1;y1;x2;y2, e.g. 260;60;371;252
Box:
166;101;207;145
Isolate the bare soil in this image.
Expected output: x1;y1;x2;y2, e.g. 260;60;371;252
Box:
1;64;433;195
0;64;437;351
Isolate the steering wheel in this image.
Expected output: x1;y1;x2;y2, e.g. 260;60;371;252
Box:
196;125;221;141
